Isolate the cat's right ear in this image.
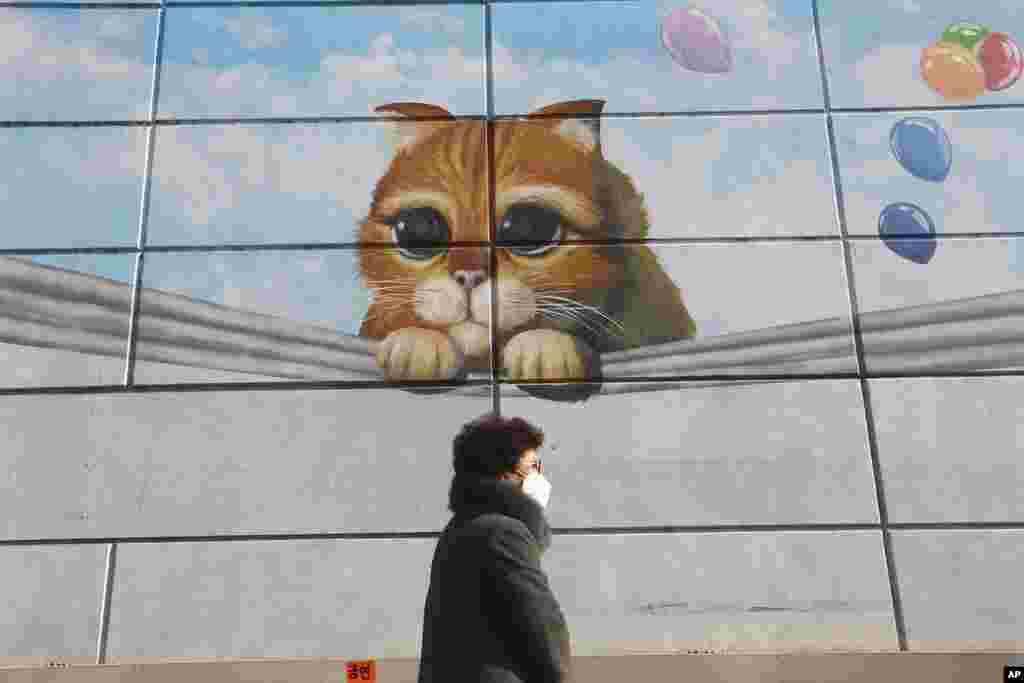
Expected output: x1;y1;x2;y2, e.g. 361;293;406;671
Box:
527;99;605;154
375;103;455;153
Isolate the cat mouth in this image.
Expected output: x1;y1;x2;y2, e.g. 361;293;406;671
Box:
447;320;490;359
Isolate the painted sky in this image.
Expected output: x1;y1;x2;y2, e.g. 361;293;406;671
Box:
0;0;1022;339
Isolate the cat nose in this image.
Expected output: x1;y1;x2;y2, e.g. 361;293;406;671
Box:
453;270;486;290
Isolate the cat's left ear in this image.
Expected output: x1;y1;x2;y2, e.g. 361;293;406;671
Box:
527;99;605;154
375;102;455;153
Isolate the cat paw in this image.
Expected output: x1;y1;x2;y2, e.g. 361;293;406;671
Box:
376;328;464;381
501;329;593;381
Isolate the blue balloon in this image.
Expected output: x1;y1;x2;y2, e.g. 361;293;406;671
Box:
889;117;952;182
879;202;937;264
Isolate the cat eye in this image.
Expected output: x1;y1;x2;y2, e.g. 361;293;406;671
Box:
388;207;450;260
498;204;564;256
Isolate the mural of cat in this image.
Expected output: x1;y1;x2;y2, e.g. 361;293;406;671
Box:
357;99;697;382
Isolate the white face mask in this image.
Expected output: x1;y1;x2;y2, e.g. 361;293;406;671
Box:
521;471;552;509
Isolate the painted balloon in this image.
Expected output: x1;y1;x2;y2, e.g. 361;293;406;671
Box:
941;21;991;51
660;6;733;74
889;117;952;182
977;31;1023;91
921;41;987;101
879;202;937;264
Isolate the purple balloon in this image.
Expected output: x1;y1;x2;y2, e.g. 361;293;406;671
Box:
660;6;733;74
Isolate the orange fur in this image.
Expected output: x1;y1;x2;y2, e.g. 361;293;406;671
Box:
357;99;696;366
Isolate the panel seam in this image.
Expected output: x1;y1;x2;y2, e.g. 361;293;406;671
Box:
124;1;167;386
95;542;118;664
810;0;908;651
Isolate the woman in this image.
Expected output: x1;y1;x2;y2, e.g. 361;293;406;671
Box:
417;413;573;683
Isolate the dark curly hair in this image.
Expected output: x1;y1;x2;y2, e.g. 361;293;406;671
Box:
448;413;544;510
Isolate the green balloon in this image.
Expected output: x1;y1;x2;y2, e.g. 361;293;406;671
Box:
941;22;991;52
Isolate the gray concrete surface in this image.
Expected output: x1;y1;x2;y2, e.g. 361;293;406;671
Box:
0;545;108;659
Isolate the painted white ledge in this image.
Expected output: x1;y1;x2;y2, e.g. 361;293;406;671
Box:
0;257;378;381
1;257;1022;396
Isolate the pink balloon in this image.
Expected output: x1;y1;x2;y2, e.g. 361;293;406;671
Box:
660;6;733;74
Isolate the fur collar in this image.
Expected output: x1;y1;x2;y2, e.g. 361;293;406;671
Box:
448;475;552;552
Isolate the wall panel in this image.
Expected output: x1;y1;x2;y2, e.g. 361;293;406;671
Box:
0;545;108;658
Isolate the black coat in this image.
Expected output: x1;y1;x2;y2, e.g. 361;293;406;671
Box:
417;475;573;683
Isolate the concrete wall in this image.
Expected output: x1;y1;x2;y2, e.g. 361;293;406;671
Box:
2;0;1023;663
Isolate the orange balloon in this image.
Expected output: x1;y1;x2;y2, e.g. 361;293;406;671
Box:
920;41;987;101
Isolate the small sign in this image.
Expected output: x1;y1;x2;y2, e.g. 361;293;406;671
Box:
345;660;376;681
1007;666;1024;681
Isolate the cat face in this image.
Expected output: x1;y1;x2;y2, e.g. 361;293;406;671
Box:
357;100;646;360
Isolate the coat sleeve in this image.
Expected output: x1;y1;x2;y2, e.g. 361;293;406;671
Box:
482;520;572;683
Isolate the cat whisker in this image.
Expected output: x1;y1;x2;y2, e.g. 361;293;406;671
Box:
368;290;416;299
363;275;416;283
416;284;455;296
537;305;625;343
371;292;415;300
411;292;463;307
537;308;610;342
363;277;419;287
368;284;418;292
554;308;614;340
371;292;417;302
499;295;625;341
365;296;409;309
371;292;412;302
368;301;410;318
535;301;611;336
531;288;574;298
502;295;536;307
535;296;627;335
498;303;533;315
